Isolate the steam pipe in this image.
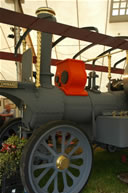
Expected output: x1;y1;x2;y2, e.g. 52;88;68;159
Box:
15;28;31;56
92;48;114;66
52;26;98;48
92;36;128;66
73;43;96;59
113;57;126;68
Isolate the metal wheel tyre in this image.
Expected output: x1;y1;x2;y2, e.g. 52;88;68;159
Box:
0;118;22;146
21;121;93;193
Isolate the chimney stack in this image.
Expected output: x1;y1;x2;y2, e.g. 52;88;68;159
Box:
36;7;56;88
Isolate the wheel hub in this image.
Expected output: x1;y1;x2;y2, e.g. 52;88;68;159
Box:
56;155;70;170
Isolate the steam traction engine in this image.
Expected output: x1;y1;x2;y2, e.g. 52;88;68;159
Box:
1;7;128;193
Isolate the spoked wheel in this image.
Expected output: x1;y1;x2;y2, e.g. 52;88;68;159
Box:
0;118;23;146
21;121;93;193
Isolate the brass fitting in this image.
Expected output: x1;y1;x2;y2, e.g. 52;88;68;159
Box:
112;111;117;117
108;54;111;80
126;50;128;65
36;7;55;16
22;39;26;53
56;155;70;170
35;31;41;88
120;111;124;117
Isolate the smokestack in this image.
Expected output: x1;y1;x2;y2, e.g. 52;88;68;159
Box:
36;7;56;88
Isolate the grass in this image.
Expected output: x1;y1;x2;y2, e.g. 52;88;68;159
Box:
83;148;128;193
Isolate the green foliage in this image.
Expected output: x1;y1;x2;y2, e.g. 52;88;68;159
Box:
0;135;27;185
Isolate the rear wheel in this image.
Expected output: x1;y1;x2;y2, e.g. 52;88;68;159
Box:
0;118;23;146
20;121;93;193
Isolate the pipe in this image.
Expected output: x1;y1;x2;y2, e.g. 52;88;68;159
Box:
113;57;126;68
36;7;56;88
92;36;128;66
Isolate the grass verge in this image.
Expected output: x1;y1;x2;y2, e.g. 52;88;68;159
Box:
83;148;128;193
